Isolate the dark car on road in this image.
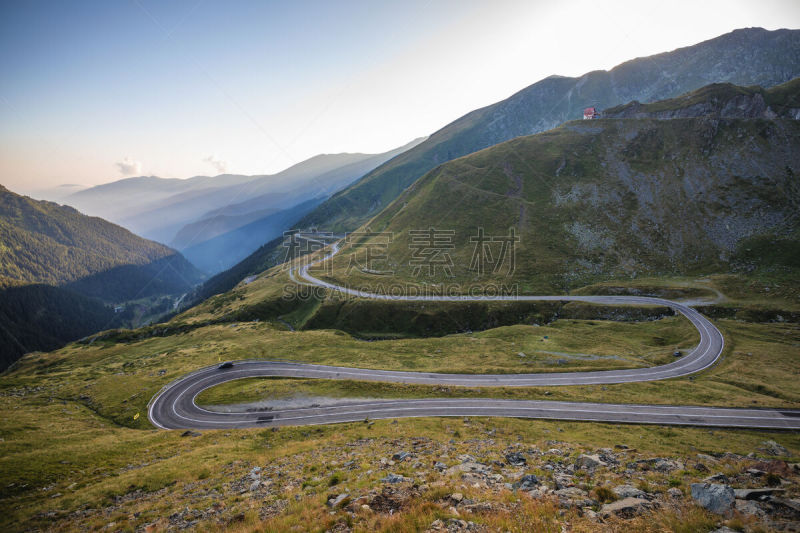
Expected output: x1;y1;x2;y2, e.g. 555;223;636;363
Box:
218;361;234;369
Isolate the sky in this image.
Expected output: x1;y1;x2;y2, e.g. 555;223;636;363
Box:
1;0;799;195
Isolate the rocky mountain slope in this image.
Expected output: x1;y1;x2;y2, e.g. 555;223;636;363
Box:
604;78;800;119
323;81;800;293
296;28;800;234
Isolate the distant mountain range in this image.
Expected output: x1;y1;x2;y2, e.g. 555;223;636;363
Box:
64;138;425;251
180;197;323;274
0;185;204;369
296;27;800;233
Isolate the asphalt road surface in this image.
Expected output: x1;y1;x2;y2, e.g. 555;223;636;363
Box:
149;239;800;430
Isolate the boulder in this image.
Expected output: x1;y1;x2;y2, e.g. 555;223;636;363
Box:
703;473;729;484
505;452;526;466
380;473;412;484
653;458;683;472
555;487;595;508
575;454;605;469
735;499;765;517
446;461;491;475
512;474;539;490
600;497;652;518
667;487;683;499
612;484;647;499
690;483;735;517
734;487;785;500
326;493;350;508
759;440;789;456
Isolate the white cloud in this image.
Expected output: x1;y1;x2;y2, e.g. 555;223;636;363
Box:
203;154;228;174
115;157;142;176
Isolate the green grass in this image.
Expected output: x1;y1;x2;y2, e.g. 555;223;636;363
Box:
192;319;799;410
1;310;798;531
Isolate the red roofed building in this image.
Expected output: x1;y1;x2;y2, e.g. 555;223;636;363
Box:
583;107;599;120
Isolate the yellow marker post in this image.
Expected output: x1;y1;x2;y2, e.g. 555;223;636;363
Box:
133;412;140;421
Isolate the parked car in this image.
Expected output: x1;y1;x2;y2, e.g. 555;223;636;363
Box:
218;361;234;369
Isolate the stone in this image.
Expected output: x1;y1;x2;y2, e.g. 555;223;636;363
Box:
392;451;410;462
734;487;785;500
512;474;539;490
667;487;683;499
575;454;605;469
696;453;718;463
555;487;595;508
612;484;647;499
446;461;491;475
771;497;800;512
433;462;447;471
652;458;682;472
600;497;652;518
180;430;201;437
249;481;261;492
735;499;764;517
505;452;526;466
554;474;573;490
759;440;789;456
583;507;599;520
380;473;411;484
429;519;445;531
690;483;735;517
327;493;350;508
703;473;729;484
450;492;463;502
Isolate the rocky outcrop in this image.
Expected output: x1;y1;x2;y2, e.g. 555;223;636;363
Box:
602;84;790;120
600;497;653;518
691;483;735;516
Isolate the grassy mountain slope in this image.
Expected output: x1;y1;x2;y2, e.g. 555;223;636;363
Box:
0;185;203;301
0;279;121;371
0;186;204;369
2;276;800;530
604;77;800;119
297;27;800;233
321;102;799;294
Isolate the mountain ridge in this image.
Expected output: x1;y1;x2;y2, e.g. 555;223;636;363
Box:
65;138;425;244
317;81;800;294
295;27;800;233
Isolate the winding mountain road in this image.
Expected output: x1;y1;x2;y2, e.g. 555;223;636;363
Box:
149;239;800;430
